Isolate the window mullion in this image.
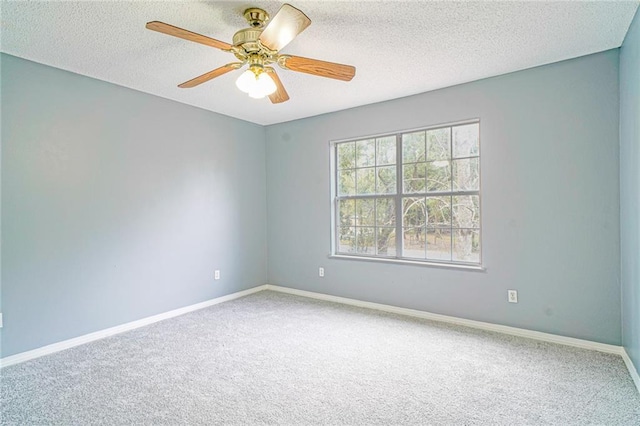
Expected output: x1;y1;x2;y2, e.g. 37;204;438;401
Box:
395;133;403;258
449;127;454;260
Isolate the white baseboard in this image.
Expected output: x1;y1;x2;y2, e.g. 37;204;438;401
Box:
0;285;268;368
265;284;624;356
621;348;640;394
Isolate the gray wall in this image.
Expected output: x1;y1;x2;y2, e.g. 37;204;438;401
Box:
621;10;640;372
1;54;268;357
266;50;621;345
0;46;627;358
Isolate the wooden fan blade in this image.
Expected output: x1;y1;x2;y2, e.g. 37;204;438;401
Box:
280;55;356;81
178;63;242;88
258;4;311;52
146;21;232;51
265;68;290;104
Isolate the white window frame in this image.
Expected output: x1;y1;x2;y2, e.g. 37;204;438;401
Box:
329;119;483;270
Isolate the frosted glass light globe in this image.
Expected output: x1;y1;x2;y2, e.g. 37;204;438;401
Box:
235;70;256;94
235;69;277;99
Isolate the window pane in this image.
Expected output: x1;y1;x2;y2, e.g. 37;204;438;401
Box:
376;197;396;227
403;227;426;259
356;227;375;254
376;227;396;256
403;162;426;193
426;128;451;161
356;167;375;194
376;136;396;165
426;228;452;261
338;199;355;227
402;131;425;163
376;166;396;194
403;197;426;227
426;196;451;227
426;160;451;192
337;142;355;170
338;226;356;253
452;195;480;228
453;123;479;158
355;199;375;226
356;139;376;167
453;229;480;262
452;158;479;191
338;169;355;195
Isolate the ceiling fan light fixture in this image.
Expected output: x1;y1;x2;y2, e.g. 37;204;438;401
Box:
236;68;277;99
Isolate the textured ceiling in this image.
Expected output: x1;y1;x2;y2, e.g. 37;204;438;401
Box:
1;1;638;125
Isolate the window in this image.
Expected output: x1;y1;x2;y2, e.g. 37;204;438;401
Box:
332;120;481;267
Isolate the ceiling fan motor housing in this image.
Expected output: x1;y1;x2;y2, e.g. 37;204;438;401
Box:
233;7;276;60
232;28;262;50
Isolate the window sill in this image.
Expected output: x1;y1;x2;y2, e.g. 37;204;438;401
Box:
328;254;486;272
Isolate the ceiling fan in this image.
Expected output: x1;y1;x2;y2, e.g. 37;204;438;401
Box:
146;3;356;103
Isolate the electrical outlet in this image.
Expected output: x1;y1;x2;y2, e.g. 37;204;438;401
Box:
318;267;325;277
508;290;518;303
214;270;220;280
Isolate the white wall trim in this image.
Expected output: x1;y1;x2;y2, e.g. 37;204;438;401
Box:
621;348;640;394
0;285;268;368
265;284;624;356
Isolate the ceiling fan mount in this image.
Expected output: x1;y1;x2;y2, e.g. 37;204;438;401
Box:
146;3;356;103
243;8;269;28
